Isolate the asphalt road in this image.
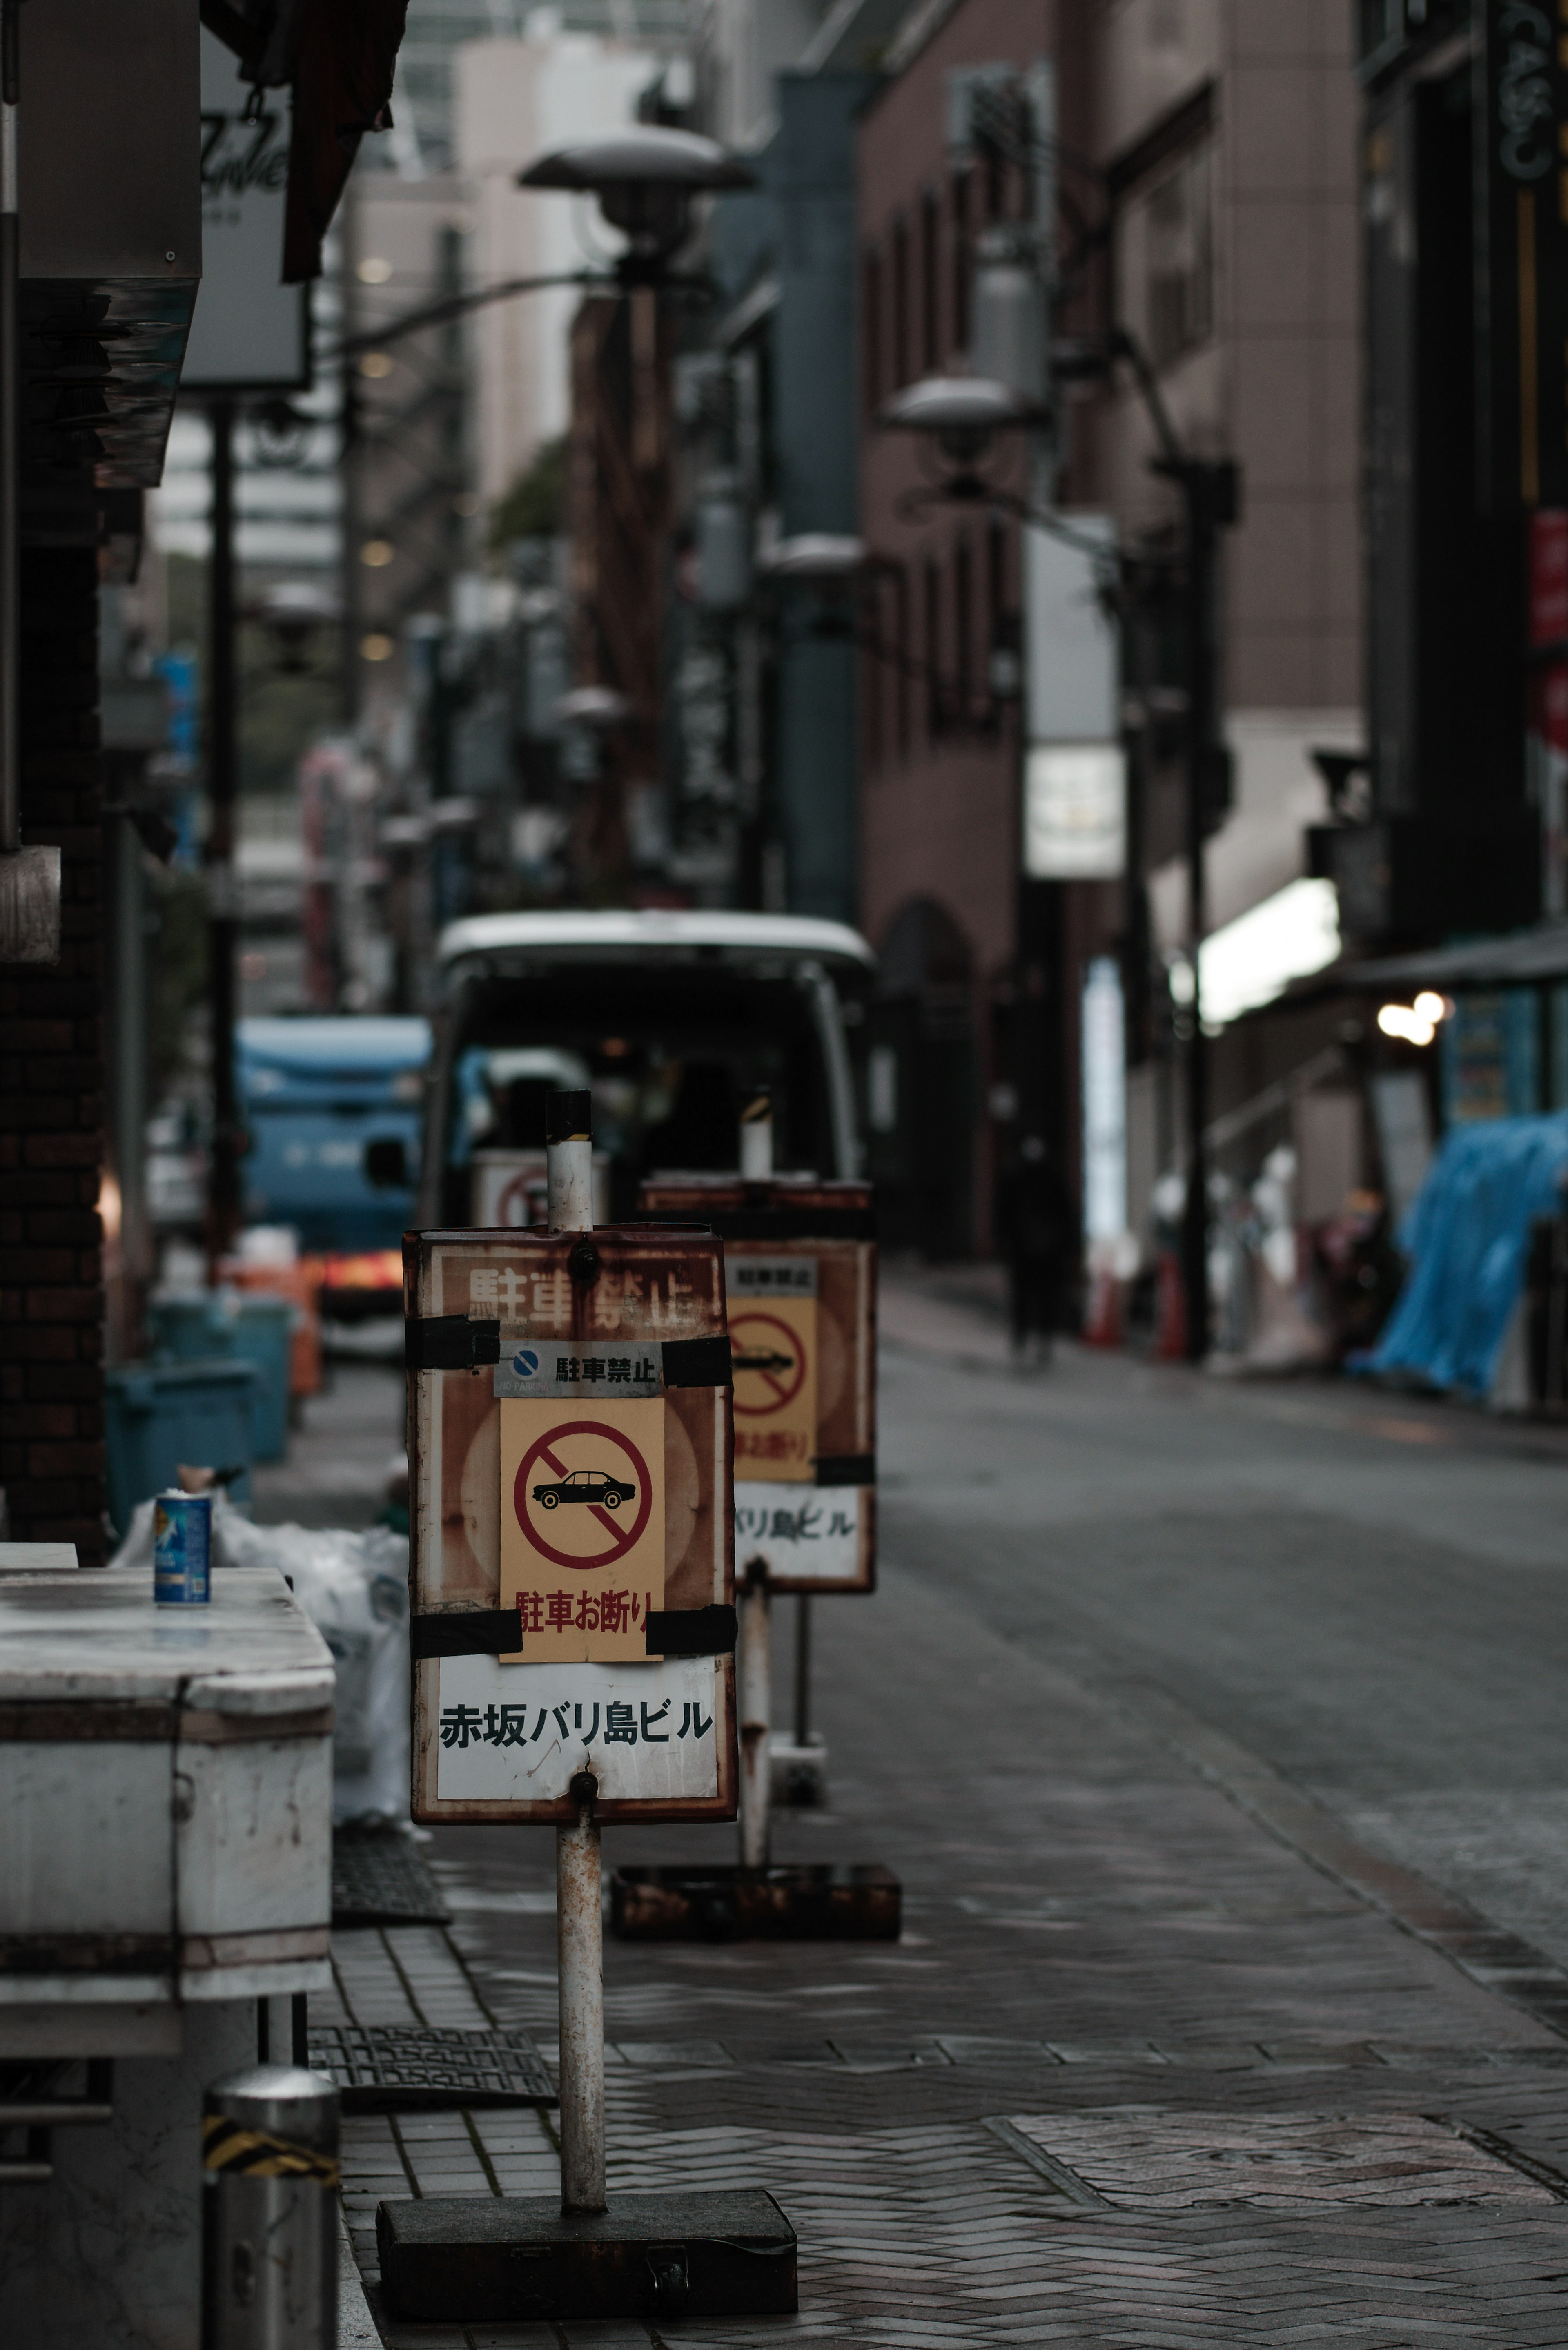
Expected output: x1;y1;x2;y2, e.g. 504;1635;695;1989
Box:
875;1278;1568;1980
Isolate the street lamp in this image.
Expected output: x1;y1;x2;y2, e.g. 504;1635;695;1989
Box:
517;126;755;284
757;534;872;586
878;375;1039;497
556;685;636;731
252;579;341;677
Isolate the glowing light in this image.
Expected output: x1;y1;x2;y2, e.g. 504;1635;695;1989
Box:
359;350;394;379
356;256;392;284
360;632;396;663
1197;878;1341;1026
1413;990;1451;1023
98;1171;122;1244
1377;1002;1437;1046
360;539;394;569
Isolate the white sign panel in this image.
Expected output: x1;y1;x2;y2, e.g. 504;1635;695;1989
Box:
435;1656;722;1802
1024;744;1127;879
1024;514;1118;743
183;29;310;392
734;1482;862;1585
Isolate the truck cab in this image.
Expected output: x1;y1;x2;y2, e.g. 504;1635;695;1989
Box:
238;1016;431;1251
419;911;875;1226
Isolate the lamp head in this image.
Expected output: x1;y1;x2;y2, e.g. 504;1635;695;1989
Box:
758;534;874;587
557;684;635;732
878;375;1036;468
518;127;755;279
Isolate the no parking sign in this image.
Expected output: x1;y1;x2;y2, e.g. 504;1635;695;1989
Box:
499;1398;666;1661
403;1227;738;1824
638;1176;877;1594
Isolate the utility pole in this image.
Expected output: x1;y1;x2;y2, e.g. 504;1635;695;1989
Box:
1153;452;1238;1363
1006;61;1070;1306
339;172;362;731
206;397;242;1264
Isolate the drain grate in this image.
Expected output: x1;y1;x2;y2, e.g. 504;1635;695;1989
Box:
310;2024;556;2110
331;1833;451;1927
993;2108;1566;2210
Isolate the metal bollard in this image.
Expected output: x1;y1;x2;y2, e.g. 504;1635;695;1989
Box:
202;2064;339;2350
738;1563;772;1871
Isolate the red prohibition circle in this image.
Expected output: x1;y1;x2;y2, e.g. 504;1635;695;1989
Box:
730;1309;807;1418
512;1418;653;1571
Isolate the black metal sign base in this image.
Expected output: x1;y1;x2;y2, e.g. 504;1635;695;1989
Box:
609;1861;901;1941
376;2188;797;2323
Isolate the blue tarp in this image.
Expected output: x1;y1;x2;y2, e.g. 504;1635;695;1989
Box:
1358;1110;1568;1395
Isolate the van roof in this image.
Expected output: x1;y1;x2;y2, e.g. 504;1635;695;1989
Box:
437;909;876;972
236;1017;432;1072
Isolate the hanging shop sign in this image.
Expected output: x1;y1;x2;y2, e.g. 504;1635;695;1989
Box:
1477;0;1568;508
182;27;310;393
637;1177;876;1594
405;1227;737;1822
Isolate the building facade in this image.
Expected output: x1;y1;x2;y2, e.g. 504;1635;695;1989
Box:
855;0;1364;1257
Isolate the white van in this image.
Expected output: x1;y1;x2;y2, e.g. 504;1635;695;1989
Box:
417;910;876;1227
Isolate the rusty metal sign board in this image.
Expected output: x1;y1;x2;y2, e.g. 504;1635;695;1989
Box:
637;1179;875;1594
405;1228;737;1823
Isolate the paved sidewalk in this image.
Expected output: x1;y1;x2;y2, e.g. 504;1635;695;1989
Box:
322;1283;1568;2343
333;1577;1568;2344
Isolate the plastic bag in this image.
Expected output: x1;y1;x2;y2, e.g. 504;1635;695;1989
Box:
109;1494;410;1825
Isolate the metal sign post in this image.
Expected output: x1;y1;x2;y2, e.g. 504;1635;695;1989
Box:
546;1090;602;2216
391;1090;796;2324
616;1099;899;1942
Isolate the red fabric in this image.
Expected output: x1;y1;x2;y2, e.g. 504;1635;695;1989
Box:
283;0;410;283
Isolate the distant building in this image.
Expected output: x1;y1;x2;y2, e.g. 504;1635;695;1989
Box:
854;0;1363;1256
454;29;663;515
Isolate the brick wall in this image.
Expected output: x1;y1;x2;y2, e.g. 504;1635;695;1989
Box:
0;546;106;1561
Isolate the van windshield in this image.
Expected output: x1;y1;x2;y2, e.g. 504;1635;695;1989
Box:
435;965;840;1224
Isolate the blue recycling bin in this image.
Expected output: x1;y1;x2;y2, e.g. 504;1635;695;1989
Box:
148;1289;293;1465
105;1360;256;1540
232;1293;295;1463
147;1291;239;1361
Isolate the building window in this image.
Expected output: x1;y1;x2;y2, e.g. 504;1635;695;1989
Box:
891;215;910;389
920;187;941;373
985;516;1011;713
951;167;972;355
1118;140;1213;371
953;535;973;726
924;559;943;742
862;247;882;415
865;575;884;771
894;564;911;761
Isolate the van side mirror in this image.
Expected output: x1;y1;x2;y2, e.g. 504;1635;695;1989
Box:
365;1138;409;1190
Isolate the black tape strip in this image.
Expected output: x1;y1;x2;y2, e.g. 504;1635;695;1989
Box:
814;1454;875;1487
411;1610;521;1659
405;1316;501;1371
645;1604;737;1656
411;1605;737;1658
662;1335;733;1388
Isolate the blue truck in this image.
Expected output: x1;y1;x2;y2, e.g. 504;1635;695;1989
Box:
237;1016;431;1251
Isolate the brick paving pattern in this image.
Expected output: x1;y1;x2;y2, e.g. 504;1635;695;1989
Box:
323;1330;1568;2342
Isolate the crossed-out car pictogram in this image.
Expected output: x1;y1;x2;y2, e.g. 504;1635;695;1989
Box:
531;1466;638;1511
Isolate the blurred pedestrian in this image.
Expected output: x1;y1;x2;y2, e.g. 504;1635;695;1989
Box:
998;1135;1070;1367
